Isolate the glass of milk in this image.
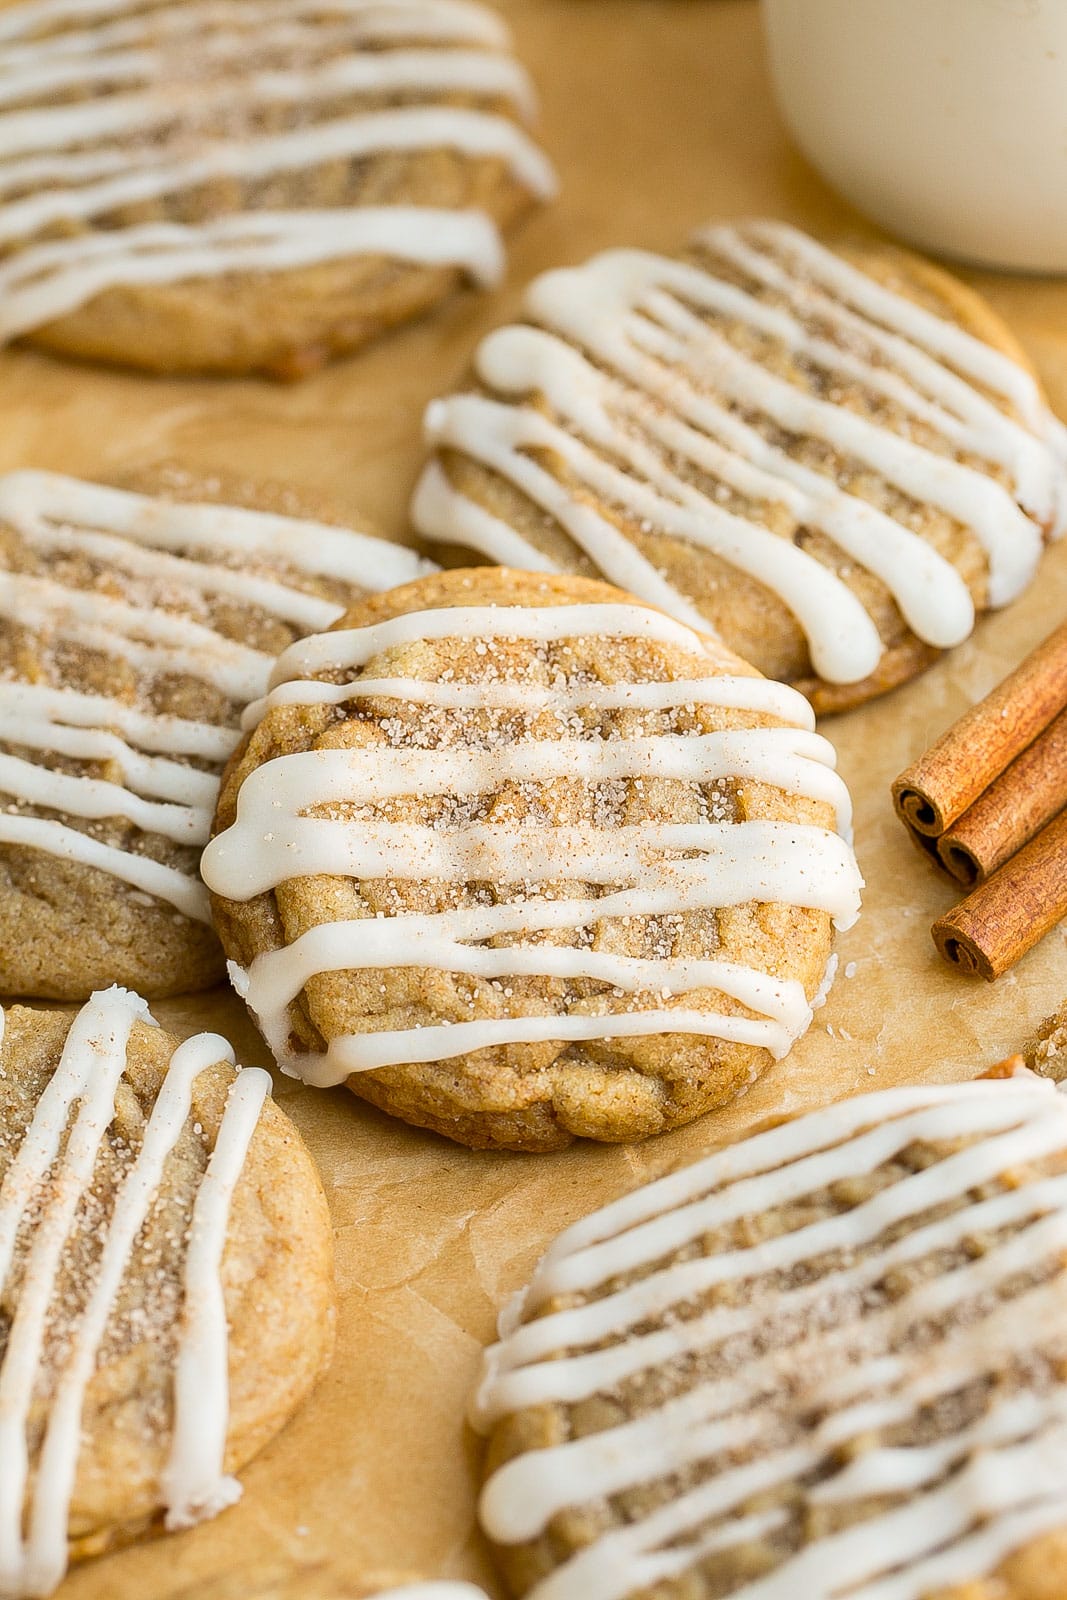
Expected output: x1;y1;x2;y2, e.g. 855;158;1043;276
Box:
761;0;1067;273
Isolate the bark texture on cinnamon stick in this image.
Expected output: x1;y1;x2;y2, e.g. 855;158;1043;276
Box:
937;706;1067;885
932;809;1067;980
893;620;1067;838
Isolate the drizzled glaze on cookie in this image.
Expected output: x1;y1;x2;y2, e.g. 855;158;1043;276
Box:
203;597;862;1087
474;1075;1067;1600
0;469;429;926
413;220;1067;691
0;0;556;348
0;987;269;1599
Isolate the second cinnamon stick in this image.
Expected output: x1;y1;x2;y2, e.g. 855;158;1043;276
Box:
936;706;1067;886
932;808;1067;980
893;620;1067;837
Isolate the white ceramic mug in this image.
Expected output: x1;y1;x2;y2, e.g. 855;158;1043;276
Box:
761;0;1067;273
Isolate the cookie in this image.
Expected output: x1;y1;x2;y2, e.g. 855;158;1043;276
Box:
0;985;335;1597
1024;1000;1067;1082
411;219;1067;713
202;567;861;1152
474;1072;1067;1600
0;0;556;378
360;1588;488;1600
130;1563;488;1600
0;466;432;1000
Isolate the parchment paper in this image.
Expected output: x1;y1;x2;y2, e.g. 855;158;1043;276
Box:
6;2;1066;1593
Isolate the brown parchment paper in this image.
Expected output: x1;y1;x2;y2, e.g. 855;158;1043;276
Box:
5;1;1067;1594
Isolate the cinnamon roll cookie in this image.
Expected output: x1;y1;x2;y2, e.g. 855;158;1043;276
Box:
0;985;335;1598
0;466;431;999
202;567;862;1151
412;219;1067;712
0;0;556;377
474;1072;1067;1600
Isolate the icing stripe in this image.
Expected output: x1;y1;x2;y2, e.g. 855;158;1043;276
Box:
0;48;537;124
475;1077;1067;1600
0;470;431;924
423;387;887;679
0;990;149;1593
0;752;209;844
0;110;554;221
472;324;976;649
308;1011;804;1081
0;569;270;703
22;1030;230;1593
0;713;224;807
265;603;721;687
411;457;559;575
13;510;345;634
0;14;508;81
0;471;430;592
162;1064;271;1529
700;224;1065;524
0;989;269;1596
204;813;859;905
238;923;812;1075
0;812;212;922
413;222;1065;685
741;221;1054;435
0;0;555;342
0;0;512;51
210;730;849;825
203;601;861;1088
0;681;240;762
635;281;1042;597
0;210;506;344
242;671;816;735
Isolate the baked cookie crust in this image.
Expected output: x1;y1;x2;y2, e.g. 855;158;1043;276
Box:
474;1074;1067;1598
0;0;555;377
0;463;430;1000
205;567;860;1151
1024;999;1067;1082
0;991;335;1592
411;220;1066;713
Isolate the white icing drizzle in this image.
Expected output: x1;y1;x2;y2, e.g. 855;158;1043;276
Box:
261;601;755;689
412;458;558;577
0;0;556;343
0;210;506;343
735;222;1062;444
0;469;431;924
161;1064;270;1530
0;0;512;53
242;669;815;736
475;1077;1067;1600
412;220;1066;685
0;46;537;121
201;601;862;1087
0;988;269;1598
0;812;212;923
0;472;427;593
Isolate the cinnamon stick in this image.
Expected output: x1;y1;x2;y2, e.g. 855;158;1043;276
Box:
892;620;1067;838
932;808;1067;980
978;1054;1028;1079
936;706;1067;886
